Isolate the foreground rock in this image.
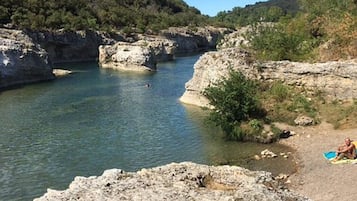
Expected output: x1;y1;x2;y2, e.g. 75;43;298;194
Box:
99;42;157;72
180;47;357;107
35;162;309;201
0;28;54;89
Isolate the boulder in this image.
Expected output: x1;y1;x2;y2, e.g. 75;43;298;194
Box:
99;42;156;72
52;69;72;77
0;28;54;89
34;162;310;201
294;115;315;126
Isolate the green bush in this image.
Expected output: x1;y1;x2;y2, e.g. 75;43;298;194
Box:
246;23;317;61
203;70;262;140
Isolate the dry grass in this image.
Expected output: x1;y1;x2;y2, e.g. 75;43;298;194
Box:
317;99;357;129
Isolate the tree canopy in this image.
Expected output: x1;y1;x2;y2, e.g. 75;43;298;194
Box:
212;0;299;28
0;0;209;32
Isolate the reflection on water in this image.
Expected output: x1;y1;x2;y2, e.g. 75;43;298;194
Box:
0;55;295;201
183;104;297;176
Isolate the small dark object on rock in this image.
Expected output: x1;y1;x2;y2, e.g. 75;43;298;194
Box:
279;130;291;139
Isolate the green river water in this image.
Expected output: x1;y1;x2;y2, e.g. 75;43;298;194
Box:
0;55;295;200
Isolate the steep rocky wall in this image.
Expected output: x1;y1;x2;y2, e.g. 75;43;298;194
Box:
160;26;231;54
35;162;310;201
27;26;229;65
27;30;122;64
180;47;357;107
0;29;54;89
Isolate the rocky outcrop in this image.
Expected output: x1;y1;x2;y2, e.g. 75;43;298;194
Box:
99;42;157;72
27;26;229;65
136;35;177;61
98;26;230;72
180;47;357;107
180;48;253;107
216;26;251;49
35;162;309;201
0;29;54;89
27;30;122;63
161;26;231;54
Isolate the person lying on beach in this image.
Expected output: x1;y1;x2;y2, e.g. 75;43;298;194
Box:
333;137;356;161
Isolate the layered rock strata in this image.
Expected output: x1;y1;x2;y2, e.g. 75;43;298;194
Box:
180;47;357;107
35;162;309;201
0;29;54;89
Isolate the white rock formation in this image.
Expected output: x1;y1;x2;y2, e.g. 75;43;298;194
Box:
52;69;72;77
136;35;177;61
99;42;157;72
180;48;253;107
35;162;310;201
180;47;357;107
0;28;54;89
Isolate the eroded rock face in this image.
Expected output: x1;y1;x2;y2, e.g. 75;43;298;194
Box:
180;48;253;107
161;26;231;54
99;42;156;72
136;35;177;61
180;47;357;107
27;30;121;63
35;162;309;201
0;28;54;89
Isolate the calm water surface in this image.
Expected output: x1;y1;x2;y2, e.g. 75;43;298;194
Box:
0;55;295;200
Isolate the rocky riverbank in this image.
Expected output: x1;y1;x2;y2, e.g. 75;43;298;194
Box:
98;26;229;72
0;26;229;88
180;47;357;108
0;29;54;89
35;162;310;201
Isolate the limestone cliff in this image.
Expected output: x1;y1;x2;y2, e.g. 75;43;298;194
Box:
160;26;231;54
180;46;357;107
27;26;228;65
27;30;121;64
35;162;309;201
0;28;54;89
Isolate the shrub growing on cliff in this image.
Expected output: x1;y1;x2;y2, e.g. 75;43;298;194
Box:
203;70;263;140
246;23;318;61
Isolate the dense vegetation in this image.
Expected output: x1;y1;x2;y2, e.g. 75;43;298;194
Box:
212;0;299;28
0;0;209;32
203;70;264;140
246;0;357;61
203;70;319;141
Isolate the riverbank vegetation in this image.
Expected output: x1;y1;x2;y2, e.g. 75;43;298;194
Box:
203;70;313;141
204;69;357;141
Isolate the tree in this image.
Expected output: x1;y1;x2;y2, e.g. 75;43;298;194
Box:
203;70;262;140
